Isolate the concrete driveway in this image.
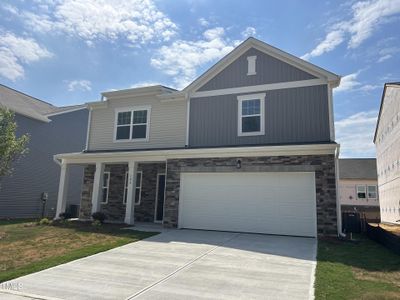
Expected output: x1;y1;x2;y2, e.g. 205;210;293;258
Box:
0;229;317;300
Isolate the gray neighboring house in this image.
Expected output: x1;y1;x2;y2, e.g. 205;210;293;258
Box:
54;37;341;237
0;84;88;218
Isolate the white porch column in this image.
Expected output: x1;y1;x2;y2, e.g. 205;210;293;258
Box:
91;162;105;214
124;160;138;225
55;162;70;219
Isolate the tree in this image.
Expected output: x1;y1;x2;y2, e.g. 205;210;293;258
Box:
0;107;29;178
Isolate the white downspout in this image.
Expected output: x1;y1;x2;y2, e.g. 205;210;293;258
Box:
335;145;344;237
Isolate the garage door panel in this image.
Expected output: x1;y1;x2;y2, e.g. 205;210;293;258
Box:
179;172;317;237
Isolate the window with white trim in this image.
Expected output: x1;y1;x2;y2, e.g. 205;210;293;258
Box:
356;185;366;199
123;171;142;205
115;106;150;141
367;185;377;199
101;171;110;204
237;93;265;136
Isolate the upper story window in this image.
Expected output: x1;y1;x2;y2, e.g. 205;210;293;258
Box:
367;185;377;199
115;106;150;142
237;93;265;136
356;185;366;199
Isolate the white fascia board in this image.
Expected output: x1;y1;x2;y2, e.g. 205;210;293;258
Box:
192;78;326;98
45;106;87;117
55;143;338;165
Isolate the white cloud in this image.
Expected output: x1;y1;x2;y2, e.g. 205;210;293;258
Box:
359;84;381;92
377;46;400;62
335;111;378;157
151;27;240;89
241;27;257;38
303;0;400;59
20;0;178;45
334;71;361;93
66;79;92;92
198;18;209;27
0;32;52;81
301;30;344;60
130;81;164;88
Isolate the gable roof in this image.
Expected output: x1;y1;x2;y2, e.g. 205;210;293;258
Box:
183;37;341;93
0;84;86;122
373;82;400;143
339;158;377;180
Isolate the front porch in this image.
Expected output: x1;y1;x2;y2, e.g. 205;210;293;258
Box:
55;158;168;226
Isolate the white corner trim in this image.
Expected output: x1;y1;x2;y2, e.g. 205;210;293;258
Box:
113;105;151;143
192;78;326;98
85;107;92;151
237;93;266;137
185;94;190;146
327;84;335;141
247;55;257;75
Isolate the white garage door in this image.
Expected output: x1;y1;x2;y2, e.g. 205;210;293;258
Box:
179;172;317;237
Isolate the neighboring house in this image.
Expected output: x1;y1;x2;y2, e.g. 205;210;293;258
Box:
0;84;88;218
339;158;379;221
54;37;341;237
374;82;400;224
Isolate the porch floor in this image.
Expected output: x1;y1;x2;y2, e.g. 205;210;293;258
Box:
124;222;172;233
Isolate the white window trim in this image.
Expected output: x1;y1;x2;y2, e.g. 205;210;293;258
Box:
135;171;142;205
101;171;110;204
237;93;265;137
123;171;142;205
356;185;366;200
113;106;151;143
367;185;377;199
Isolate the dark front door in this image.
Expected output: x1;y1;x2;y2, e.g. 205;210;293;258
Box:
155;174;165;222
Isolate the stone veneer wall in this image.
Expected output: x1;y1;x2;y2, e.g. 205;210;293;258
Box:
79;163;165;222
164;155;337;236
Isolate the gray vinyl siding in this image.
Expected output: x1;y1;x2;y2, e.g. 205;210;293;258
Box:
0;110;88;218
189;85;330;147
88;96;187;151
198;48;316;91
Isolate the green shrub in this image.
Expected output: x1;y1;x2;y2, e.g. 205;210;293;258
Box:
91;212;107;223
92;220;102;227
38;218;51;225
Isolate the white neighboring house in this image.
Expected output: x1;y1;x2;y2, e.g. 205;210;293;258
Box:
339;159;379;221
374;82;400;224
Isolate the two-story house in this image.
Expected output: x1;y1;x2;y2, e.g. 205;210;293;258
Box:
54;38;341;237
0;84;87;218
374;82;400;224
339;158;379;221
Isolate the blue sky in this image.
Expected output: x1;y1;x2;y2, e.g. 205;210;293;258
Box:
1;0;400;158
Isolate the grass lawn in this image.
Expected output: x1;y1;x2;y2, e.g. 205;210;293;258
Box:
316;235;400;299
0;220;157;283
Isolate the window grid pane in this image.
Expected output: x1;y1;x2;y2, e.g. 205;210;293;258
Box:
242;99;260;116
117;112;131;125
133;110;147;124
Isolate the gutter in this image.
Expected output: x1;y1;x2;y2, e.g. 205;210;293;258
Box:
53;155;62;166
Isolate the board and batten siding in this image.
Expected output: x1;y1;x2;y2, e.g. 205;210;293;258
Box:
198;48;316;92
88;96;187;151
0;110;88;218
189;85;330;147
